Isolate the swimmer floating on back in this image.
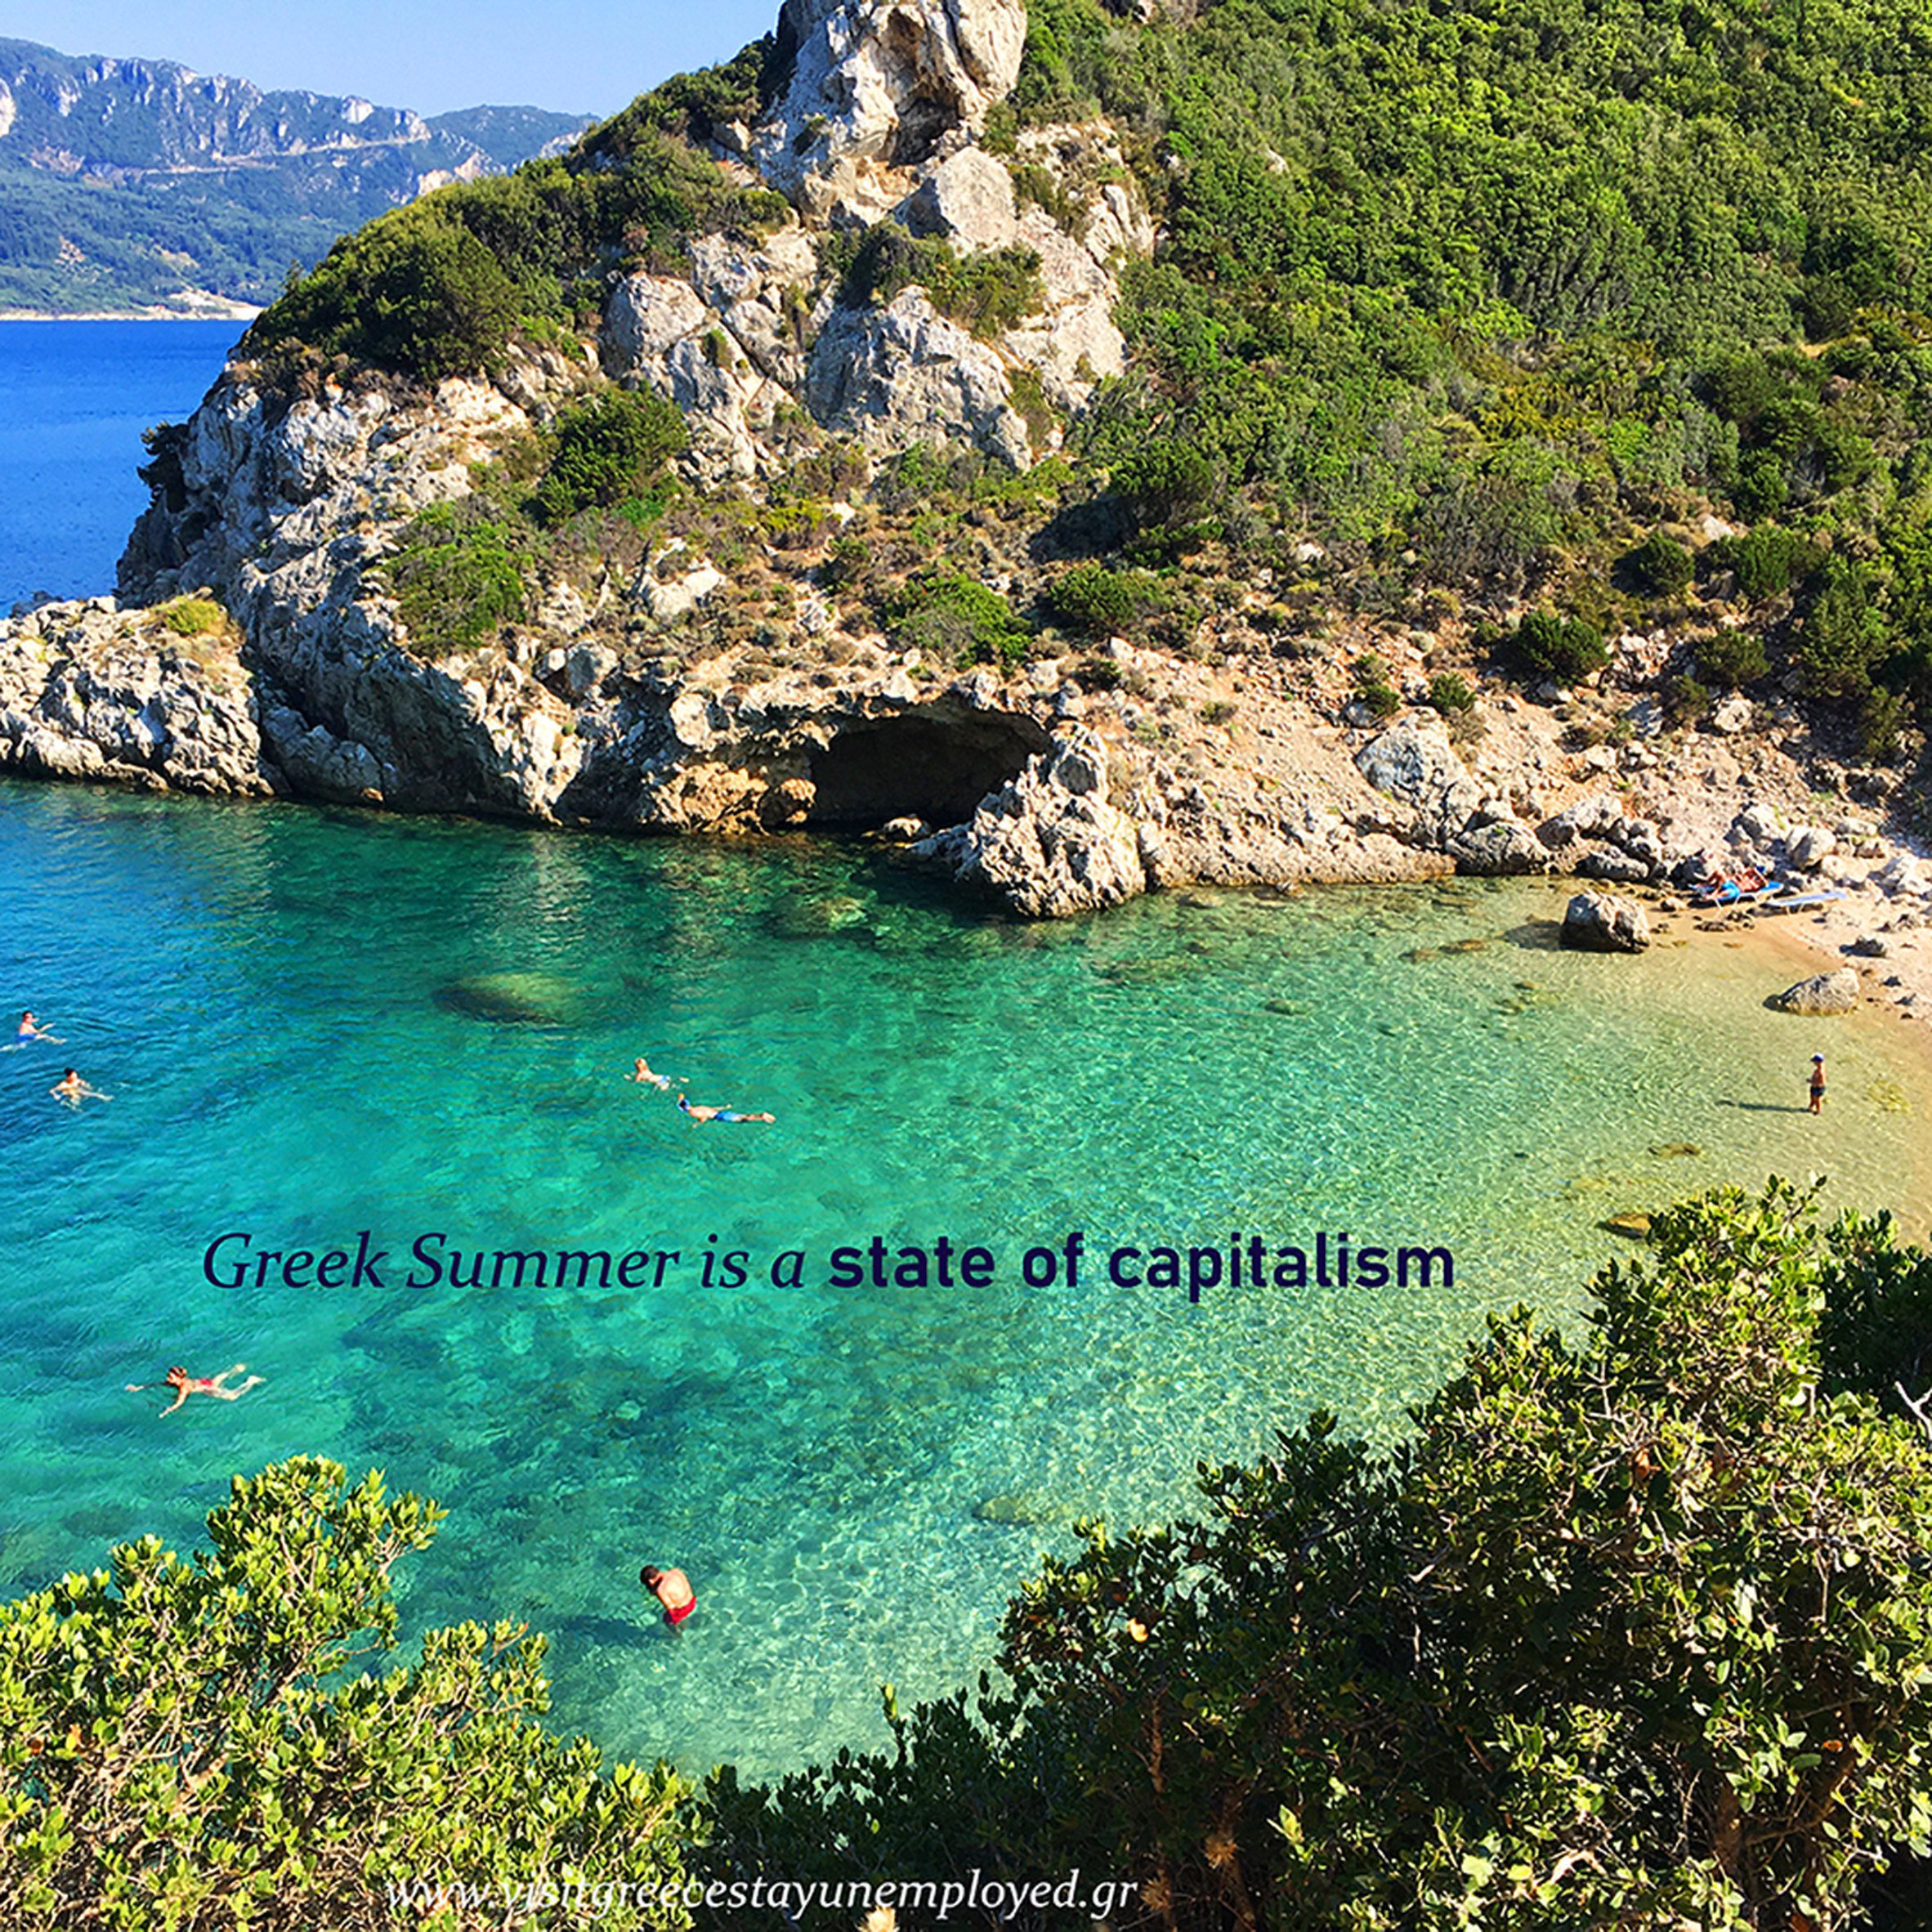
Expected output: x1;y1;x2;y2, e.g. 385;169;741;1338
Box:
50;1069;109;1108
628;1056;684;1091
15;1011;61;1046
678;1093;774;1125
125;1363;264;1416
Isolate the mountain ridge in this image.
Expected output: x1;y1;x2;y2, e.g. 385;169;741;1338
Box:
0;36;593;315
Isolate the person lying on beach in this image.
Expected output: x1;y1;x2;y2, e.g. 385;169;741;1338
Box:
125;1363;264;1416
678;1094;774;1125
15;1011;61;1045
50;1069;109;1108
628;1057;683;1091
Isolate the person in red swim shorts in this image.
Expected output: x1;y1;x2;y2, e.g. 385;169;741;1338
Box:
642;1564;696;1629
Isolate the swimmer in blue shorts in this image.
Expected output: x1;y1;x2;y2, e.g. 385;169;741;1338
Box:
628;1056;682;1091
678;1094;774;1125
14;1011;60;1046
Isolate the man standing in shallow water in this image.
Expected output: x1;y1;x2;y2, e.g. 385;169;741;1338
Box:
1809;1053;1827;1114
641;1564;696;1630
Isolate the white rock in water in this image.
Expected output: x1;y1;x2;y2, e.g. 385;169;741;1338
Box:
1560;891;1650;953
1769;968;1860;1015
915;726;1149;916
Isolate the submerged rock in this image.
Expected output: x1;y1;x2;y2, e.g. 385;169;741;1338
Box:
1601;1212;1652;1239
434;972;581;1026
767;893;870;938
1767;968;1860;1015
973;1491;1062;1526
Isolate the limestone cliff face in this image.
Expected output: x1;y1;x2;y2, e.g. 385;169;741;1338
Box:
0;0;1581;915
750;0;1028;195
0;0;1181;911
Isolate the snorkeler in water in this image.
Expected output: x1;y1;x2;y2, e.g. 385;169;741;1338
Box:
678;1094;775;1125
125;1363;264;1416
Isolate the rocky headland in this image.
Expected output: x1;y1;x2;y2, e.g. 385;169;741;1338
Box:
3;0;1930;1022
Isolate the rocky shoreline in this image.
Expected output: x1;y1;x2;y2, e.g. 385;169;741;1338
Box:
6;568;1929;1036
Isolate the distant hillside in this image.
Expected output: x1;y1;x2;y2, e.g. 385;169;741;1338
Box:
0;38;593;314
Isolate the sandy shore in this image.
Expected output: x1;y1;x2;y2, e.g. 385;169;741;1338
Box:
1661;847;1932;1066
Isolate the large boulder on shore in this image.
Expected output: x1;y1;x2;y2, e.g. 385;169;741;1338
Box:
1768;968;1860;1015
915;727;1151;917
1354;713;1478;847
1561;892;1651;953
1449;818;1551;876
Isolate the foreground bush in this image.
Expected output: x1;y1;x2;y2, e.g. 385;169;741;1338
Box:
0;1459;694;1930
705;1183;1932;1929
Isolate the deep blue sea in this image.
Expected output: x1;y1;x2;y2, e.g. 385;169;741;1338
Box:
2;326;1928;1778
0;320;241;609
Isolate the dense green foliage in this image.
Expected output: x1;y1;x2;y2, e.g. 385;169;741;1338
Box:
706;1183;1932;1928
823;226;1045;338
0;1458;692;1930
1512;607;1610;681
1011;0;1932;745
1041;561;1148;634
883;570;1032;669
11;1198;1932;1925
156;597;227;638
243;67;789;381
1697;629;1773;689
536;391;689;525
378;503;530;656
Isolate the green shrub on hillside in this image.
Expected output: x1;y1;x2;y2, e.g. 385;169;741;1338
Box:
1043;562;1147;635
1111;439;1215;539
536;390;687;525
379;503;529;654
1697;630;1770;690
157;597;227;638
1707;525;1819;602
1623;528;1696;598
884;571;1031;669
1513;609;1608;682
248;200;523;382
704;1182;1932;1930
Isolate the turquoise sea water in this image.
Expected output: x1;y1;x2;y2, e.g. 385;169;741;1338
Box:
3;779;1928;1775
0;320;239;609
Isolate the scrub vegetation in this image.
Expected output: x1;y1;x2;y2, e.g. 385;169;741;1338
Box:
221;0;1932;756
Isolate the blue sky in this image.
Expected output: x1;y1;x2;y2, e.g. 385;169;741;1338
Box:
2;0;780;116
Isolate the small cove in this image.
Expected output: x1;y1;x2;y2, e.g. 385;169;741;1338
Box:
2;780;1927;1775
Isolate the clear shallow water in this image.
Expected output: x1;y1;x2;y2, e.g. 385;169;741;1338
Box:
2;779;1928;1775
0;320;239;609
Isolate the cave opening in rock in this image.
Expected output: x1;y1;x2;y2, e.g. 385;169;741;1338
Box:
808;711;1049;829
